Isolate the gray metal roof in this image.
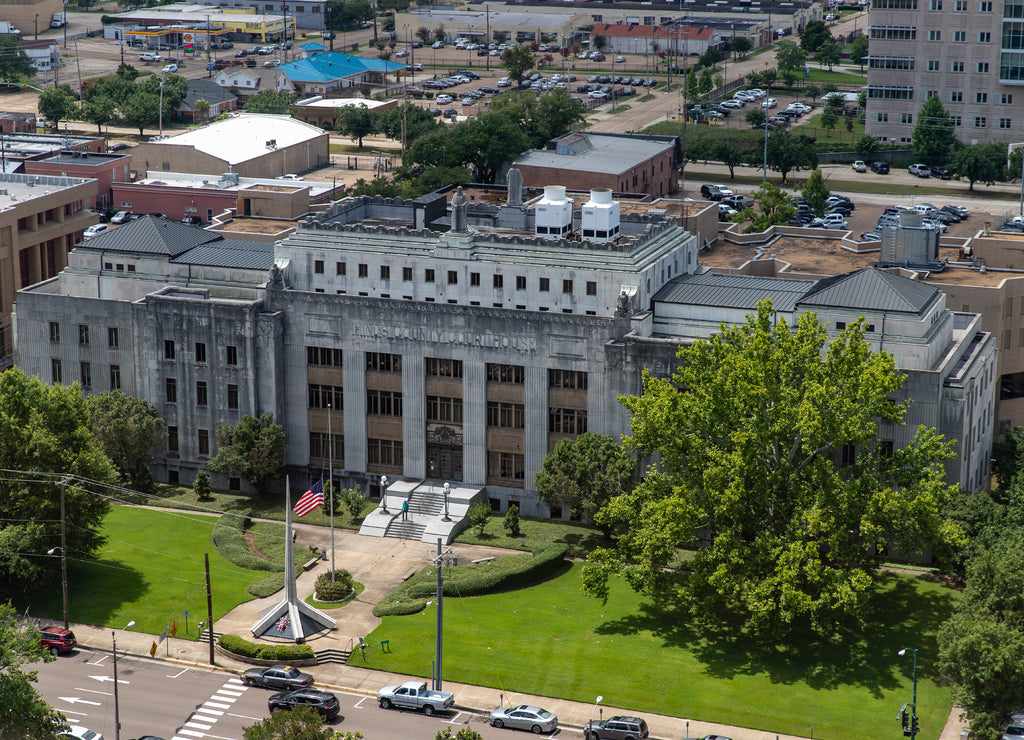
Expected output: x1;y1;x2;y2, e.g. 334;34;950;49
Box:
799;266;939;314
516;133;674;175
173;240;274;270
81;216;222;257
653;271;817;312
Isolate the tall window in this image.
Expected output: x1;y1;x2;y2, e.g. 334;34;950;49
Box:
367;389;403;415
51;358;62;383
167;426;179;452
109;365;121;390
426;358;462;378
487;452;524;482
195;342;206;363
487;402;525;428
487;363;524;384
308;384;344;409
368;438;403;466
49;322;60;342
310;432;344;461
366;352;401;372
427;395;463;422
549;408;588;434
108;327;119;348
549;369;588;390
164;339;175;359
197;381;208;406
80;361;91;388
79;325;89;345
227;384;239;409
166;377;177;403
307;346;343;367
198;429;210;455
226;345;238;365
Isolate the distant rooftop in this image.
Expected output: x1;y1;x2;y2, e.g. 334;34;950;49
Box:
0;132;101;160
149;113;326;165
135;171;336;197
0;172;94;211
39;151;129;167
516;132;678;176
277;52;408;83
115;3;297;24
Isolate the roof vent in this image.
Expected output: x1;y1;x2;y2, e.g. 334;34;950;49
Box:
581;188;620;243
534;185;573;240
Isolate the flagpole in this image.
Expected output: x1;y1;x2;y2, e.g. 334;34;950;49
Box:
328;402;335;582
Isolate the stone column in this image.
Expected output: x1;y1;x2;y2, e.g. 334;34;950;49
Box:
463;360;486;484
343;350;366;472
402;355;425;479
524;365;548;495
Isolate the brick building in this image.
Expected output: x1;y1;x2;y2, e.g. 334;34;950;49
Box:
24;151;132;209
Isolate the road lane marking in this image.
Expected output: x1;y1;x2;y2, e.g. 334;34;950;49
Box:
195;709;223;718
446;711;465;724
226;712;261;721
89;675;129;684
87;655;108;666
217;688;244;697
212;693;239;702
204;701;232;710
167;667;191;678
58;710;88;716
58;696;101;705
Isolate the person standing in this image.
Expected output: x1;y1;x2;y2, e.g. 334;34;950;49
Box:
401;498;409;521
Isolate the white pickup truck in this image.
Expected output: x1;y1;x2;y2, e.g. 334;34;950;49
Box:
377;681;454;715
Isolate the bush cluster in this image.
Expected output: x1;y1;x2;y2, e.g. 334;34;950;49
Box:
218;634;314;661
314;570;354;601
373;544;567;617
212;511;282;573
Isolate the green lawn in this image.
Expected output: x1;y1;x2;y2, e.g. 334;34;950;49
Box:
797;111;865;141
453;514;605;559
358;563;957;740
22;506;267;638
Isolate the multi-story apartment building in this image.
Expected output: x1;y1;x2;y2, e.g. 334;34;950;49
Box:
866;0;1024;146
13;181;994;522
0;172;97;368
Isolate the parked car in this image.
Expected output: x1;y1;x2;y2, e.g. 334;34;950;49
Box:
700;184;733;200
851;160;867;172
718;204;737;220
909;163;931;177
57;727;103;740
110;211;136;224
495;76;511;87
275;174;305;181
587;90;608;99
82;224;109;240
395;49;410;57
942;204;970;219
181;215;202;225
760;97;777;108
161;63;178;73
1002;715;1024;740
614;55;627;62
931;165;952;179
870;161;890;174
490;705;559;734
860;231;882;242
436;94;453;104
721;195;753;211
815;214;848;229
377;680;455;715
268;688;340;719
584;716;649;740
138;52;161;62
241;664;314;689
40;628;76;655
443;108;458;119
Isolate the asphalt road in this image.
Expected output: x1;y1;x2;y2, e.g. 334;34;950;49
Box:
34;648;575;740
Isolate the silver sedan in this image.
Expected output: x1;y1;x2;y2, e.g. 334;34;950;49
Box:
489;705;558;734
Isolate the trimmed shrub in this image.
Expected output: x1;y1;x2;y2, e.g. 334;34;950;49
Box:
373;544;568;617
218;634;315;661
212;511;281;573
315;570;354;601
248;573;286;598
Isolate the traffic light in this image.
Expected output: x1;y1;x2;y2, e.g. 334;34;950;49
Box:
912;715;920;735
901;710;911;737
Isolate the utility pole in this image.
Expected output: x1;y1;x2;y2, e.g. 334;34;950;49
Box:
205;552;215;664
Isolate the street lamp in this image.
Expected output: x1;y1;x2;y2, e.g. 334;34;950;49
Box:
898;647;919;740
380;475;389;514
593;695;604;722
112;619;136;740
442;481;451;521
47;547;69;630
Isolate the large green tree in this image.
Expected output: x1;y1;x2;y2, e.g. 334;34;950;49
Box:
500;44;535;86
766;129;818;182
139;72;189;120
582;302;961;637
938;538;1024;740
534;432;635;524
912;96;957;165
86;390;164;490
37;87;77;130
816;40;841;71
732;181;797;232
801;168;831;216
0;369;116;595
336;103;377;148
850;35;869;71
732;37;751;58
243;706;356;740
0;602;69;740
775;41;807;85
244;89;297;114
0;35;34;81
120;90;160;135
800;19;832;53
951;142;1006;191
208;413;286;494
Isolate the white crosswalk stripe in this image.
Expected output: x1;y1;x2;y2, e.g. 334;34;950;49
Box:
169;679;248;740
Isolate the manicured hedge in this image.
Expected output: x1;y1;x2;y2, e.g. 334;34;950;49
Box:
219;634;315;661
373;544;568;617
212;511;282;573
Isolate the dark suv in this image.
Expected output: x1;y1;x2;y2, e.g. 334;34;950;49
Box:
584;716;649;740
40;628;76;655
870;161;890;174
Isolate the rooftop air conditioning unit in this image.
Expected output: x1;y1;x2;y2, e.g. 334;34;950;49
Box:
534;185;573;240
581;188;620;243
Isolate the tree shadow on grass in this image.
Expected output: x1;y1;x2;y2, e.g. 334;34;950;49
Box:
594;571;957;698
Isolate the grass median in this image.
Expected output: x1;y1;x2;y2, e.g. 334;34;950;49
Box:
358;562;957;740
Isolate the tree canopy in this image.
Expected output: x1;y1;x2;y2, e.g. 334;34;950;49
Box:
951;142;1006;191
732;181;796;232
850;35;869;70
86;390;164;490
245;90;297;114
582;302;962;637
801;168;830;216
501;44;535;85
800;20;832;52
0;369;116;595
766;129;818;182
243;706;357;740
0;35;34;82
815;40;841;71
912;96;957;165
208;413;286;494
336;102;377;148
0;602;69;740
535;432;635;524
37;87;77;129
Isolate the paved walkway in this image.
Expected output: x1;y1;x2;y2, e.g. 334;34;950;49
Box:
44;527;971;740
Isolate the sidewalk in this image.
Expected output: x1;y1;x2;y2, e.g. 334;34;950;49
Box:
40;527;971;740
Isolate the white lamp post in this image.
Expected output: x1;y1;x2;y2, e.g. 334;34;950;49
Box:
112;619;136;740
380;475;389;514
442;481;451;521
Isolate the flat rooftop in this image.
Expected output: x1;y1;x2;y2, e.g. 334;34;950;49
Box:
0;173;93;211
40;151;130;167
135;171;335;197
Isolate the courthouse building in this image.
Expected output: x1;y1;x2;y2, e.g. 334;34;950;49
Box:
13;179;996;520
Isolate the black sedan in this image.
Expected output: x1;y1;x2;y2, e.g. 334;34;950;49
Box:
241;664;314;689
268;688;340;719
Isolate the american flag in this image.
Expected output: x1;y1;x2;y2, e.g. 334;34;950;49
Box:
293;478;324;517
